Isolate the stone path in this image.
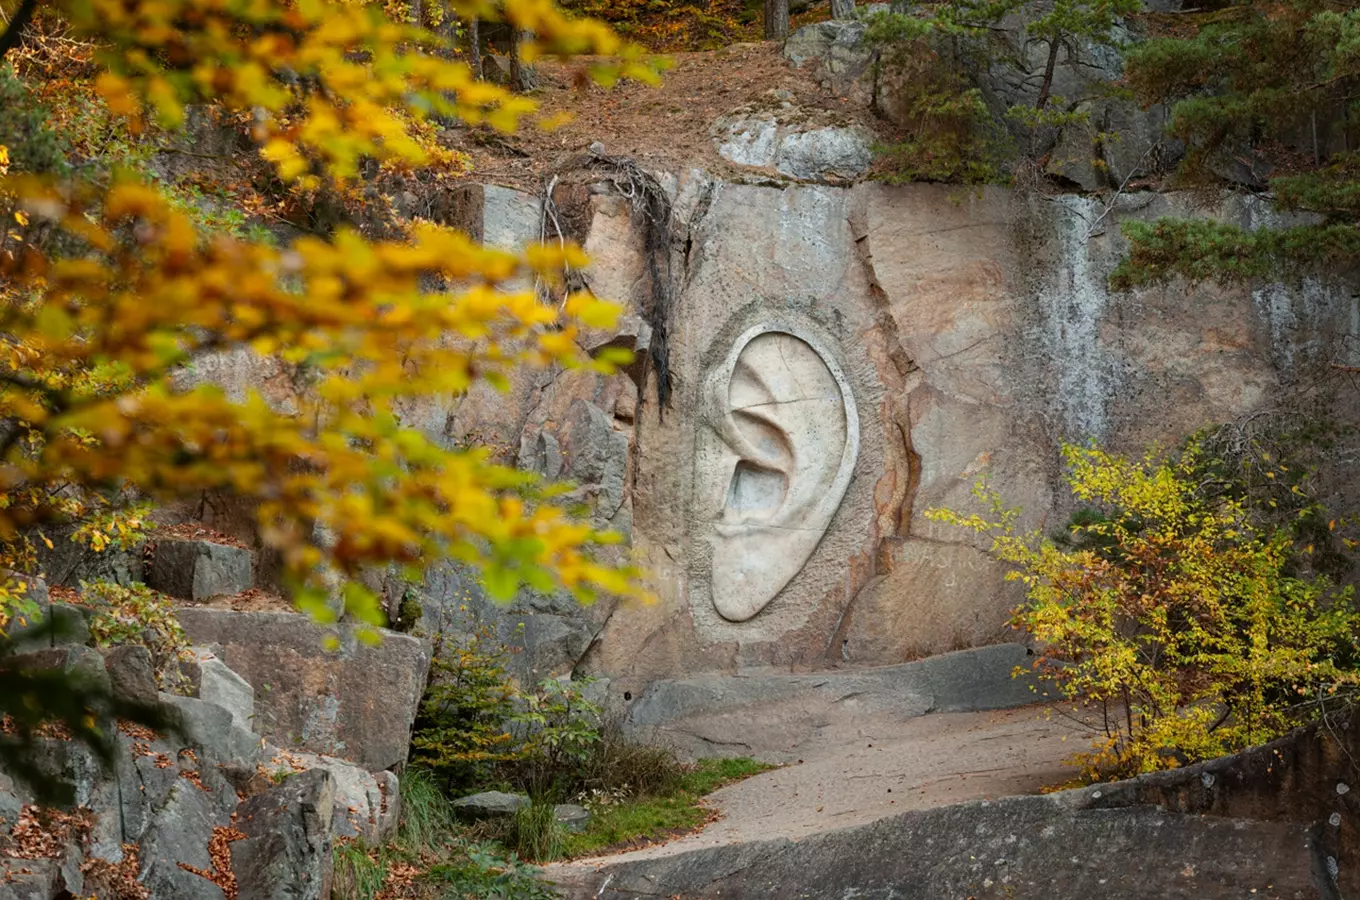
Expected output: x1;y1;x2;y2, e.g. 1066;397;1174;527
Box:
548;702;1085;877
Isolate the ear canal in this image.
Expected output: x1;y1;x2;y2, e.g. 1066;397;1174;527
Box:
704;326;859;622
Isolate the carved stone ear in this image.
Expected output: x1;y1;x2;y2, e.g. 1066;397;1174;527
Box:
700;325;859;622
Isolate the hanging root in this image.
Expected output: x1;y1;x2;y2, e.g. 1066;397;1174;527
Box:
539;146;676;416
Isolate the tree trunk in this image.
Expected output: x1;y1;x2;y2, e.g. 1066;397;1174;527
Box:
0;0;40;63
1034;38;1060;112
409;0;422;27
468;17;482;80
509;29;537;92
764;0;789;41
830;0;855;19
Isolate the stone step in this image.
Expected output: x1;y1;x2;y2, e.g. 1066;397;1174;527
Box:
624;643;1052;760
146;538;253;603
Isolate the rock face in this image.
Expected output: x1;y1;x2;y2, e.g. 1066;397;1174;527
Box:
100;644;159;707
138;781;230;900
0;639;383;900
283;752;399;844
3;599;90;651
158;692;262;779
152;141;1360;764
184;648;255;732
177;608;430;771
370;173;1360;735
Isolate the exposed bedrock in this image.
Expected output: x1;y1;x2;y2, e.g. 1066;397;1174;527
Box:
396;174;1357;717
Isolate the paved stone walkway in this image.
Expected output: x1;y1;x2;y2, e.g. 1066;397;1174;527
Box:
548;703;1085;876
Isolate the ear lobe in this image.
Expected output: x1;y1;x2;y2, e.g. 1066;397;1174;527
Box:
701;325;859;622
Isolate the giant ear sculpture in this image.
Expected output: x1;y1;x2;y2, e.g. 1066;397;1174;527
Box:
700;325;859;622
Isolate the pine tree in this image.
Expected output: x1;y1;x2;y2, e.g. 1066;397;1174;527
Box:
1112;0;1360;289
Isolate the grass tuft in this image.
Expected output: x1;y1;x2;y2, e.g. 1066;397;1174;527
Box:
331;840;387;900
509;800;565;863
398;765;458;853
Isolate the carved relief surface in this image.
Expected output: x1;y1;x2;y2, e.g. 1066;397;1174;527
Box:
699;324;860;622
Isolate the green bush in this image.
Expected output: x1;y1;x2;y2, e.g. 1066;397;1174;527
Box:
512;677;603;800
410;625;523;794
0;65;68;176
81;580;193;692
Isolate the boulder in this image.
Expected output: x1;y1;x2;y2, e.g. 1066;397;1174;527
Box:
6;643;108;691
1;571;47;609
783;18;872;70
712;107;873;183
184;648;255;733
282;752;399;844
138;781;228;900
452;791;530;822
55;843;82;898
775;126;874;183
102;644;159;707
89;736;150;860
33;525;145;588
17;734;103;809
99;730;238;855
554;803;591;833
231;769;334;900
481;184;544;254
0;772;24;830
147;539;253;602
177;609;430;771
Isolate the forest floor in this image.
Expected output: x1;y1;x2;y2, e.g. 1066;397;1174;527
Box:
453;41;891;190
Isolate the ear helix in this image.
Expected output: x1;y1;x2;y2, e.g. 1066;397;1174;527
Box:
701;325;858;622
